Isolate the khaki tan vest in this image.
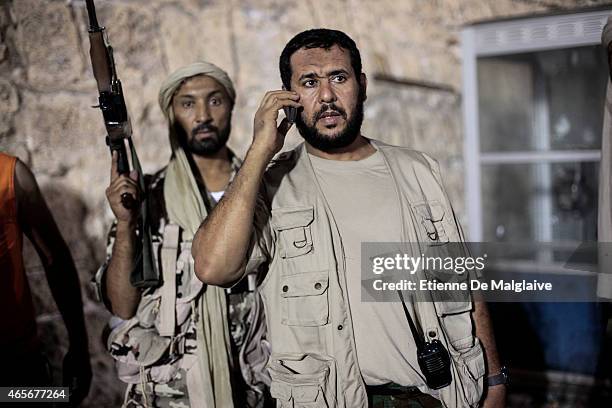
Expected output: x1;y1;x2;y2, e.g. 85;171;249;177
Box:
258;141;485;408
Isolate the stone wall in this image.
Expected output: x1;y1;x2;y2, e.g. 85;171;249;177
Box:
0;0;609;406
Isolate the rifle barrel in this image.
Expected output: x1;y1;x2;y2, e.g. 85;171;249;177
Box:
86;0;101;32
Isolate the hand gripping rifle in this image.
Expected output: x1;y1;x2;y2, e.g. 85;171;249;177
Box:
85;0;159;288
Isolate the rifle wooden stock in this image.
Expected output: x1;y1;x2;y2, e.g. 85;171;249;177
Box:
88;31;112;93
85;0;159;287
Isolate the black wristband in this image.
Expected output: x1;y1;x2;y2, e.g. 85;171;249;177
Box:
487;366;509;386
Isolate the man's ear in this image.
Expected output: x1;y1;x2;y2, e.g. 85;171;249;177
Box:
360;73;368;101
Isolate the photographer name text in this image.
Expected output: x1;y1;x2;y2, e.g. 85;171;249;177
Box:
372;279;553;293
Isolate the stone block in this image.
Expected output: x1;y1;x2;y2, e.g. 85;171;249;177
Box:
13;90;105;177
158;2;234;74
10;0;85;91
90;2;164;75
0;78;18;137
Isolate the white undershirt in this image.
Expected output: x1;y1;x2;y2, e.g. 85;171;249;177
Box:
210;190;225;203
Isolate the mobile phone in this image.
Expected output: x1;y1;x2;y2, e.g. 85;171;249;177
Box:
284;106;298;124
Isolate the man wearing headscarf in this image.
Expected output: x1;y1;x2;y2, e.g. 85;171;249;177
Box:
95;62;270;407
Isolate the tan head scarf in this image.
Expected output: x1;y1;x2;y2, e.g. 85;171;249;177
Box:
159;61;236;150
158;62;236;408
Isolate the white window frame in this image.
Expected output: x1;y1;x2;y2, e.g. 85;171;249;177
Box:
461;8;611;241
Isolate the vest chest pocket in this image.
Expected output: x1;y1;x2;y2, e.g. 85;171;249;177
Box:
272;207;314;259
412;200;450;245
280;272;329;326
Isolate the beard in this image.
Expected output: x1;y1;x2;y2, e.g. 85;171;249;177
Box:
295;91;365;152
175;121;230;156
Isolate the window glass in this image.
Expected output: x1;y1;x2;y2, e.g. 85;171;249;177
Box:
481;162;599;243
478;46;607;152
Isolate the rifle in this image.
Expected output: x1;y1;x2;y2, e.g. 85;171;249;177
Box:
85;0;159;288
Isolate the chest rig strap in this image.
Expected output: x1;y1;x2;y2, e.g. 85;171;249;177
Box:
159;223;180;337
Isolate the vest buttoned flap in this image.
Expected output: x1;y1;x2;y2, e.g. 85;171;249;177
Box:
267;353;337;408
271;207;314;258
434;297;475;353
280;272;329;326
411;200;450;245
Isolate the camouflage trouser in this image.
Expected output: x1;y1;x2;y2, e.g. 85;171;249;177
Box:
367;384;443;408
124;369;189;408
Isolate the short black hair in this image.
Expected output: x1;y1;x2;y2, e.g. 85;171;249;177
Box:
279;28;362;89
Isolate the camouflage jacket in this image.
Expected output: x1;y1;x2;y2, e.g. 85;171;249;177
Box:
94;162;271;407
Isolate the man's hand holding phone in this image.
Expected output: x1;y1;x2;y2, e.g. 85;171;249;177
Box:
251;90;301;162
